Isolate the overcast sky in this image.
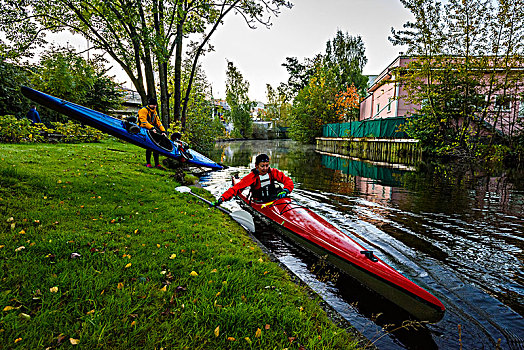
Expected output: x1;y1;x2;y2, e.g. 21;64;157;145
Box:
198;0;413;102
52;0;413;103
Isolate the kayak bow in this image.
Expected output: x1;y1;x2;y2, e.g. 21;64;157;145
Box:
233;179;445;322
20;86;223;170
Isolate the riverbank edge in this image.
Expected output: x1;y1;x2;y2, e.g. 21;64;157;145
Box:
230;215;374;348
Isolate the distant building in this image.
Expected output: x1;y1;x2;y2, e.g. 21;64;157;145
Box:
251;101;266;120
360;55;524;136
111;88;142;118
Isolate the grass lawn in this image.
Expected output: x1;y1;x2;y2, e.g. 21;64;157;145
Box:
0;139;360;349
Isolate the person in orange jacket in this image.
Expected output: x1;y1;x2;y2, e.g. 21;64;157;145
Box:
138;97;166;169
213;153;294;205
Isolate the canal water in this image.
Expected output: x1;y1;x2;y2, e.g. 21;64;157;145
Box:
200;139;524;349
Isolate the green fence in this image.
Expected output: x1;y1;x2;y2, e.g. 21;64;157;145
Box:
322;117;408;138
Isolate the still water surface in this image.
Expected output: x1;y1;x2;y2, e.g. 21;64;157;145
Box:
200;140;523;349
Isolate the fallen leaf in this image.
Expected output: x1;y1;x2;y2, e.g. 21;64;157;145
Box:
18;230;25;235
14;338;22;343
211;269;217;273
117;283;124;289
86;310;95;315
169;254;176;259
134;229;139;234
245;337;252;344
255;328;262;338
227;337;236;341
156;244;161;248
265;324;270;330
214;326;219;337
49;286;58;293
6;217;14;223
190;271;198;277
258;258;263;263
19;313;31;320
14;246;25;252
131;320;136;326
160;285;167;292
124;263;132;269
70;338;80;345
215;292;221;297
3;306;17;311
288;337;296;343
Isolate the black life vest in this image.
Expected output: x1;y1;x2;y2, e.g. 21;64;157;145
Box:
250;168;282;202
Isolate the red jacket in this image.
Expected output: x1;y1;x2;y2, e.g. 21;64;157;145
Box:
221;168;294;201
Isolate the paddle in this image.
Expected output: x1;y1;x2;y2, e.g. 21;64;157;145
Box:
175;186;255;233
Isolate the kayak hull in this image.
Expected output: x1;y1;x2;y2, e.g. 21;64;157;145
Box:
21;86;223;170
234;186;445;322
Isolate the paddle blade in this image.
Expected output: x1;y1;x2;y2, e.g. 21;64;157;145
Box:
175;186;192;193
230;210;255;233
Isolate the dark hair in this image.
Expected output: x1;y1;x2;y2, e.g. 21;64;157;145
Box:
148;97;158;106
255;153;270;165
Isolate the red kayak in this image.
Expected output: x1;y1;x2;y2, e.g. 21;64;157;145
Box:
233;179;445;322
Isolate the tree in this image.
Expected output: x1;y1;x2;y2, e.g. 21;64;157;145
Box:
225;61;252;138
391;0;524;156
171;58;222;153
285;30;368;143
0;0;292;129
324;30;368;94
30;47;123;123
0;60;32;118
289;61;340;143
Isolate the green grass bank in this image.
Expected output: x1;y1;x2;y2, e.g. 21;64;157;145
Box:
0;139;360;349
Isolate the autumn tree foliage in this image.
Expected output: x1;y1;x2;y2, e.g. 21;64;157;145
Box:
333;85;361;122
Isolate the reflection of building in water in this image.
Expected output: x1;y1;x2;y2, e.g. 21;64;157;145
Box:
319;151;413;204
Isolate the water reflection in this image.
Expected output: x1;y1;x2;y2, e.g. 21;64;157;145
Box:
204;140;524;349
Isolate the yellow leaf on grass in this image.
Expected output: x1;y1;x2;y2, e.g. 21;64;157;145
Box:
124;263;132;269
258;258;263;263
3;306;16;311
190;271;198;277
134;229;139;234
117;283;124;289
255;328;262;338
86;310;94;315
245;337;252;344
211;269;217;273
156;244;161;248
69;338;80;345
169;254;176;259
14;246;25;252
160;285;167;292
49;286;58;293
131;320;136;326
215;292;221;297
227;337;236;341
14;338;22;343
214;326;219;337
19;230;25;235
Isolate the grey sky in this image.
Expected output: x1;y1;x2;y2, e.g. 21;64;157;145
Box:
199;0;413;102
49;0;413;103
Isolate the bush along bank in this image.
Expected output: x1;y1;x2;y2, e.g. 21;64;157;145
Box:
0;139;360;349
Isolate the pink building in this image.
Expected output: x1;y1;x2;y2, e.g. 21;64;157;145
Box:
360;55;524;137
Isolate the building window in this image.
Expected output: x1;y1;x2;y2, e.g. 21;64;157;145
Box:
376;103;380;114
387;97;392;112
519;100;524;118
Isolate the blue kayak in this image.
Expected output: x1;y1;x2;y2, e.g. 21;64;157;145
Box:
21;86;223;170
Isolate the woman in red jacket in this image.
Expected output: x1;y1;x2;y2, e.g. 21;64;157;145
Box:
213;153;294;205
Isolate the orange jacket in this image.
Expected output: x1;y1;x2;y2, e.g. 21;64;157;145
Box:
221;168;294;201
138;106;165;131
